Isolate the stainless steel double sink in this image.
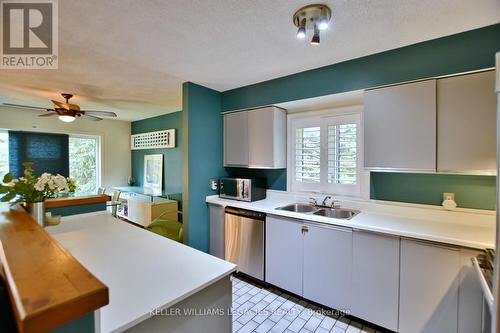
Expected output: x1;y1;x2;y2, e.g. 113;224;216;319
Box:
275;203;360;220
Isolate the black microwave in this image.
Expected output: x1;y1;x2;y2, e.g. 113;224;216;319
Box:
219;178;266;202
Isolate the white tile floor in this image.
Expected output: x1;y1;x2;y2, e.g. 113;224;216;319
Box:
231;275;380;333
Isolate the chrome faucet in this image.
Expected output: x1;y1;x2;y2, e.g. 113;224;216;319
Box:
322;196;332;206
321;195;341;208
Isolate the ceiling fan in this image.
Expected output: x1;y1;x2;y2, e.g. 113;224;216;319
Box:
2;93;118;122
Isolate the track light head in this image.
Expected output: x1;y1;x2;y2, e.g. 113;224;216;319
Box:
318;19;329;30
296;19;306;39
318;7;329;30
311;24;320;45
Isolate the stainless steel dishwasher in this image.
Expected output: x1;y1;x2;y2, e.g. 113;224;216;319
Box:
224;207;265;281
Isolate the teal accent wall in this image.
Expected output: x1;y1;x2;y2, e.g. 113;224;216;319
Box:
371;173;496;210
221;24;500;111
219;23;500;209
131;112;183;195
46;202;106;216
183;82;226;252
49;312;95;333
225;167;286;190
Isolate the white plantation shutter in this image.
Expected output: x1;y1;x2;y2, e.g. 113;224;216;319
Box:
290;112;361;195
328;124;357;185
295;127;321;183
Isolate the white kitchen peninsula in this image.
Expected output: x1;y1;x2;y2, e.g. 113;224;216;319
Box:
47;212;236;333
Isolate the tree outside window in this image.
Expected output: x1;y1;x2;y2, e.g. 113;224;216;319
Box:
69;136;98;193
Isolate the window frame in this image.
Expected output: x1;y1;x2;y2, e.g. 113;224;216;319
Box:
0;127;103;191
287;106;364;197
0;130;9;179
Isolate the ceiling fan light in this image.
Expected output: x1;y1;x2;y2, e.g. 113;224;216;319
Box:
59;115;75;122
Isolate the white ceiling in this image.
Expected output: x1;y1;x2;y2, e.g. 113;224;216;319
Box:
0;0;499;121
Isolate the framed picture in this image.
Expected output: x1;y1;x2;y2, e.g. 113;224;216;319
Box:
143;154;163;195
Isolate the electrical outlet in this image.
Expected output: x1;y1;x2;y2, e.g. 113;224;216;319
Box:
209;179;218;191
443;192;455;201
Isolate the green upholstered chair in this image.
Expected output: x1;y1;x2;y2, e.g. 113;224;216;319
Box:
146;210;183;243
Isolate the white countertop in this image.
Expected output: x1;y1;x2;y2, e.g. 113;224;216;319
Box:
207;192;495;249
47;212;236;333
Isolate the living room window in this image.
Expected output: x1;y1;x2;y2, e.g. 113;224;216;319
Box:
0;130;8;180
0;130;101;193
289;109;362;196
69;135;100;193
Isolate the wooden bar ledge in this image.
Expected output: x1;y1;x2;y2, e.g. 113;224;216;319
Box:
45;194;111;208
0;203;109;333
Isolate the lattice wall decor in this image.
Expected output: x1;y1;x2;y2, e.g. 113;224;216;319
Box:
131;129;176;150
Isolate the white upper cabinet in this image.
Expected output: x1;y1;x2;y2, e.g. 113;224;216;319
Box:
364;79;437;171
224;106;286;169
224;111;249;167
364;70;496;173
437;70;496;174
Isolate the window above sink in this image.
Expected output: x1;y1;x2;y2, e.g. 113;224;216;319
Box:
288;106;363;197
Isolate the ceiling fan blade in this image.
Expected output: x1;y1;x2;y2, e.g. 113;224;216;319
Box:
82;110;117;117
51;100;70;110
38;112;57;117
82;114;102;121
2;103;51;111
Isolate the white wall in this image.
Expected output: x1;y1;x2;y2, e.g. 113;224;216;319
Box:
0;108;131;189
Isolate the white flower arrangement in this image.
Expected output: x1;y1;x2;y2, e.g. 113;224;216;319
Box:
34;173;70;192
0;162;76;204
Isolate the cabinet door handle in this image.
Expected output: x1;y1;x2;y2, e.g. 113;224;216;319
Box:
301;226;309;234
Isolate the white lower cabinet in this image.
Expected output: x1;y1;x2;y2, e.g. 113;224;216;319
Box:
265;216;353;309
303;223;352;312
352;231;400;331
458;248;483;333
399;239;460;333
265;216;303;296
208;203;225;259
265;216;483;333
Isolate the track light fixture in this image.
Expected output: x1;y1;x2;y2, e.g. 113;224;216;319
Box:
293;4;332;45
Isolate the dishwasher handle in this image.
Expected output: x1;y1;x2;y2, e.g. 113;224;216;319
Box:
225;207;265;220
